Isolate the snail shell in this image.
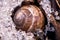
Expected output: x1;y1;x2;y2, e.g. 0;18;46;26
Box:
13;5;45;32
56;0;60;8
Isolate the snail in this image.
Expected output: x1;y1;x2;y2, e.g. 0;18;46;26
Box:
13;0;45;32
49;14;60;40
56;0;60;8
11;0;47;40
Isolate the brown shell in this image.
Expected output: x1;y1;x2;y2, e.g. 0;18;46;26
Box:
13;5;45;32
24;0;34;2
56;0;60;8
50;14;60;40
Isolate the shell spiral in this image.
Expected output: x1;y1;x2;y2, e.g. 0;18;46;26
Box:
13;5;45;32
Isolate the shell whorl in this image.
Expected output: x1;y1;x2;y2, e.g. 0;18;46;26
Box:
13;5;45;32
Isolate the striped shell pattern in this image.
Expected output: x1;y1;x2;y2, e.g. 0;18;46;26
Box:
13;5;45;32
